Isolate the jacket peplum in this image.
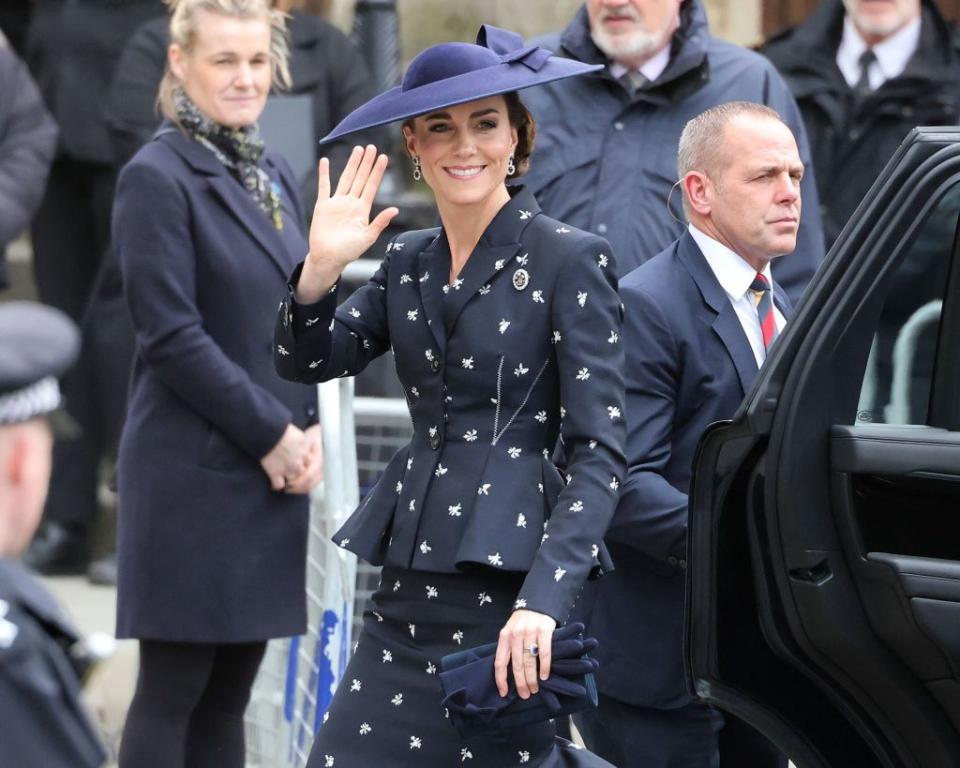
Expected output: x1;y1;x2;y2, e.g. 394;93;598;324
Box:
275;187;626;623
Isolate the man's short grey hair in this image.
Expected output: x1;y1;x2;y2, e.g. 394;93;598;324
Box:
677;101;786;180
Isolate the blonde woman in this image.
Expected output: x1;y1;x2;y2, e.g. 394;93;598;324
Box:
113;2;322;765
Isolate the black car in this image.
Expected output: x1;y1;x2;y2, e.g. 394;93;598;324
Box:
687;126;960;768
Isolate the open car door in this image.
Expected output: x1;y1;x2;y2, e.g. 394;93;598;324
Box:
687;127;960;768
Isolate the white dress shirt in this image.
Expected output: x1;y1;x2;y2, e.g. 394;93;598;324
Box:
609;44;671;86
836;14;921;91
689;225;786;367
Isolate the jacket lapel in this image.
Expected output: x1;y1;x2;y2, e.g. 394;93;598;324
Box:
677;231;759;395
156;126;291;280
416;234;448;355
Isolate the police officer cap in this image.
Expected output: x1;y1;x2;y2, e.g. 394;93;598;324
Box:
0;302;79;425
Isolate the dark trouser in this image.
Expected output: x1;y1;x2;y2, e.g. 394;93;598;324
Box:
575;693;787;768
119;640;267;768
43;251;134;533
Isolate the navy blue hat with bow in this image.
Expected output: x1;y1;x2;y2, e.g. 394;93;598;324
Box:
320;25;602;144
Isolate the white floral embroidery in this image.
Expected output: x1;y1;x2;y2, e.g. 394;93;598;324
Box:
507;447;522;459
598;253;609;268
409;499;417;512
419;271;429;283
592;544;601;558
400;273;412;284
589;439;598;450
517;513;527;528
478;484;491;496
514;598;527;609
308;359;322;369
552;330;562;343
425;349;435;362
463;429;478;442
570;500;584;513
478;592;493;606
535;410;548;423
556;226;570;233
409;623;416;638
382;650;393;663
372;611;383;622
514;363;529;376
442;284;450;295
554;567;567;582
395;481;403;493
409;736;422;750
392;693;404;706
516;253;529;266
359;723;372;735
577;291;588;307
461;748;474;761
426;585;438;599
479;284;491;295
494;259;505;270
519;210;532;220
393;241;405;251
420;540;432;554
610;476;620;491
461;357;474;369
407;457;414;470
407;309;419;321
560;406;567;418
324;756;335;767
276;345;289;356
608;331;619;344
448;503;462;517
410;387;419;398
576;367;591;381
538;483;544;493
608;405;622;420
393;580;401;592
426;661;437;674
487;552;503;566
520;750;531;763
305;316;319;327
348;307;361;318
452;630;464;644
339;538;350;548
349;679;361;692
498;319;511;334
451;278;464;291
429;425;438;438
435;464;448;477
532;290;545;303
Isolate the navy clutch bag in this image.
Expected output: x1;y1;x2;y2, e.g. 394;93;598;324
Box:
438;622;599;738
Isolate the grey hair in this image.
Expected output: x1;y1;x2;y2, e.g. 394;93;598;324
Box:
159;0;291;126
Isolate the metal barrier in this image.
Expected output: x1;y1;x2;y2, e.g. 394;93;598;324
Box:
244;382;411;767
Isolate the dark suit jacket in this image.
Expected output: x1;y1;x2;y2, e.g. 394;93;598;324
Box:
113;126;315;642
581;230;791;708
275;187;626;623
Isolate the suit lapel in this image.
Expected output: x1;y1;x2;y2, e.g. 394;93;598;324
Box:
156;127;291;280
677;231;759;395
416;235;447;355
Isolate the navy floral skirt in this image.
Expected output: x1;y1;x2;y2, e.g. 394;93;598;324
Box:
306;567;612;767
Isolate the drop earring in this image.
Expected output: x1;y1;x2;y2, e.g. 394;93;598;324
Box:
412;156;422;182
506;153;516;176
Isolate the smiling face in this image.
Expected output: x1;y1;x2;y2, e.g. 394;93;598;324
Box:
403;96;518;209
587;0;683;67
686;114;804;269
842;0;921;43
168;10;272;128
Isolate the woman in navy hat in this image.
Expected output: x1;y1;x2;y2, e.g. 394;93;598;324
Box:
276;25;626;767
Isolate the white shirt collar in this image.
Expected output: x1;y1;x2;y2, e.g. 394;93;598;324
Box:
688;224;773;302
836;14;921;89
608;44;671;86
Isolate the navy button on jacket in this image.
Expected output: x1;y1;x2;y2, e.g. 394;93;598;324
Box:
275;188;626;623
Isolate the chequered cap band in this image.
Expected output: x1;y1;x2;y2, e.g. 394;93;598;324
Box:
0;376;62;425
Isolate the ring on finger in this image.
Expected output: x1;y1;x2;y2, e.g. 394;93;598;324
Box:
525;643;539;657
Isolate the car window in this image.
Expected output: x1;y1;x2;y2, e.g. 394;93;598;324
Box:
856;184;960;425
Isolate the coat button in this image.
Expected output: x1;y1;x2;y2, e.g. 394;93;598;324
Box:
667;556;678;567
597;223;608;234
613;121;625;131
429;433;441;450
431;358;441;373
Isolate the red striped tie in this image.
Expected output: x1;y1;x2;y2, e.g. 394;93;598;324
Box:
749;273;779;352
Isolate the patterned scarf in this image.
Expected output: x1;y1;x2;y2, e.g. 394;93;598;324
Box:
174;88;283;231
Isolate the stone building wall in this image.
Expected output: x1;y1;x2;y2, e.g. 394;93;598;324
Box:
328;0;763;62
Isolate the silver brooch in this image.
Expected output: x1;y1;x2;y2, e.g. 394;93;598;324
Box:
512;268;529;291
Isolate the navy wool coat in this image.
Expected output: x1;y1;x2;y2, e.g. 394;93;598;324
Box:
275;188;626;623
579;231;792;709
113;126;315;642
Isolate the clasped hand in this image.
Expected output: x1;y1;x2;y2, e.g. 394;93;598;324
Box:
494;609;557;700
260;423;323;494
296;145;400;304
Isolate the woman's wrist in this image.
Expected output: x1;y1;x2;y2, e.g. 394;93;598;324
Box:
295;255;342;304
